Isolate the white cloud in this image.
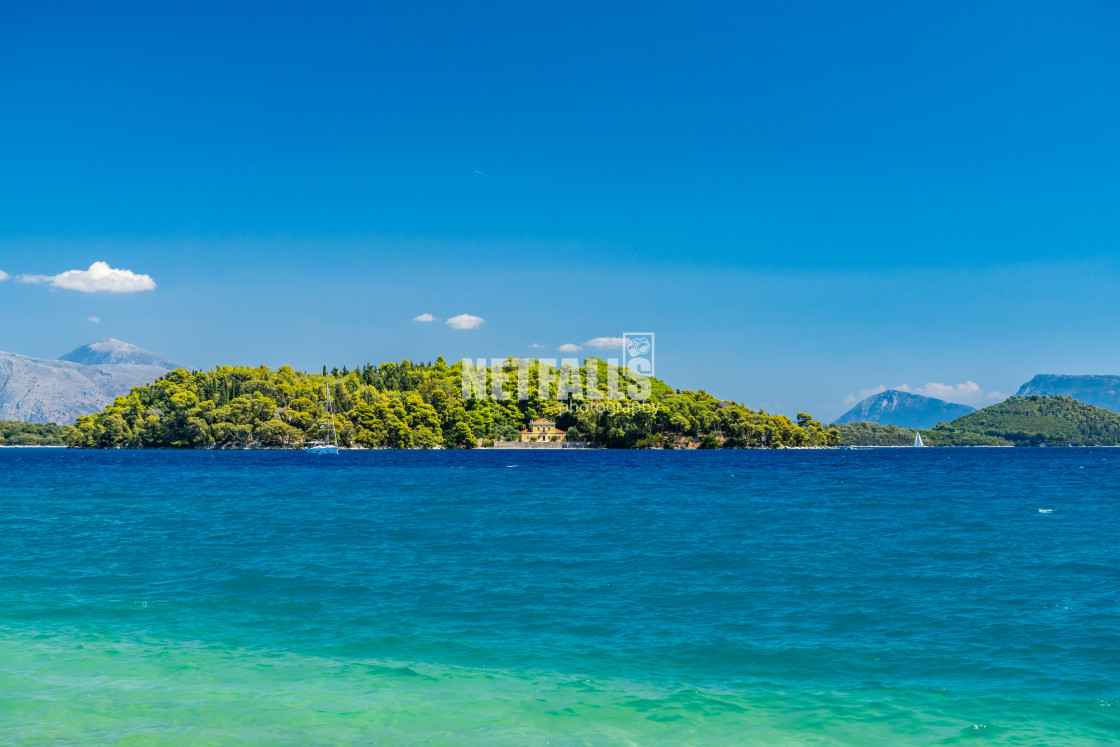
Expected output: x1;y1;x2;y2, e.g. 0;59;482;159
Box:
87;316;101;323
445;313;484;330
528;343;545;349
843;381;1006;408
905;381;1007;407
583;336;623;349
18;261;156;293
558;343;582;353
0;270;9;282
413;313;439;322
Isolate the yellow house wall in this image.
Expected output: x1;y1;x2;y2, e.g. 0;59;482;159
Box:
520;426;566;442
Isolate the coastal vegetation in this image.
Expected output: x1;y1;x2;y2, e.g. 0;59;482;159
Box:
65;359;840;449
834;422;1006;447
833;422;925;446
0;420;69;446
836;395;1120;447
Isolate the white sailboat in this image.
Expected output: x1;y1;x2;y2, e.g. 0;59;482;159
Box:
306;376;339;454
914;431;925;447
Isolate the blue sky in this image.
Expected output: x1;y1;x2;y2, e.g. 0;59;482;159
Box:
2;1;1119;420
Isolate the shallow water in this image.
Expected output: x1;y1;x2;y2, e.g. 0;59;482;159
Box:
1;448;1117;744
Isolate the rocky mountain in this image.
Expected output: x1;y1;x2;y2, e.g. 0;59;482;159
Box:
0;341;179;425
1015;374;1120;414
59;338;180;368
834;389;975;429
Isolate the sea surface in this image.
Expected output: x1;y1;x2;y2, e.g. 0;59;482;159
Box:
0;448;1117;745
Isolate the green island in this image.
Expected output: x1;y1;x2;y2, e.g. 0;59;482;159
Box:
25;368;1120;450
63;358;840;449
835;395;1120;447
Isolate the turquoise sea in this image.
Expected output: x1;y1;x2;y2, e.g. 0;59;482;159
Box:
1;448;1117;745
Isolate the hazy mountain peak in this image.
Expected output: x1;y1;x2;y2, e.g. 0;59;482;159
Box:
1;342;177;424
1015;374;1120;413
59;338;180;369
835;389;975;429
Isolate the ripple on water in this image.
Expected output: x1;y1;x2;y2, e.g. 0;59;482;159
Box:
1;448;1118;743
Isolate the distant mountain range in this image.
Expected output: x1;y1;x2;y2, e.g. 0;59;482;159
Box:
834;389;976;429
59;338;180;369
1015;374;1120;413
0;339;179;425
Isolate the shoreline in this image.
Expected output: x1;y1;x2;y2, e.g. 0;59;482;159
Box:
0;444;68;448
8;444;1118;452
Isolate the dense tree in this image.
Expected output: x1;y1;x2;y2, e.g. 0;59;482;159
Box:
0;420;69;446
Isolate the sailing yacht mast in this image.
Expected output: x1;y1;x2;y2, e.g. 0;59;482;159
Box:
324;376;338;449
306;372;340;454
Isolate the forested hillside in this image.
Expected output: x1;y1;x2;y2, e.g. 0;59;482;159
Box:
66;358;839;449
927;395;1120;446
